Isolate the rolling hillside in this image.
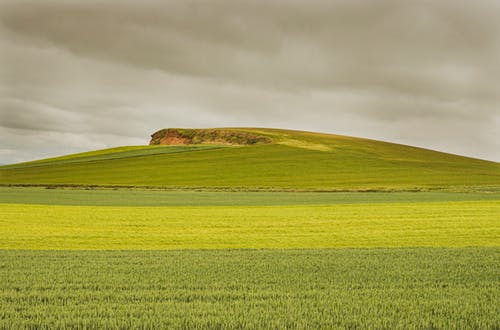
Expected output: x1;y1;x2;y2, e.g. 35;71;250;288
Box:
1;128;499;191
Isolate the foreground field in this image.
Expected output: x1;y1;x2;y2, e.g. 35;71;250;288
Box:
1;187;498;328
1;200;498;249
1;249;498;329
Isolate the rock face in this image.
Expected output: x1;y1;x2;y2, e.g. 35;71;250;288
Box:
149;128;272;146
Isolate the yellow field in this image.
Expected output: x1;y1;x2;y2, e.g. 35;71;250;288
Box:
1;201;498;249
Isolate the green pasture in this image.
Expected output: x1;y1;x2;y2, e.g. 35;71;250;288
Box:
1;187;499;206
1;201;498;249
2;128;499;190
1;248;498;329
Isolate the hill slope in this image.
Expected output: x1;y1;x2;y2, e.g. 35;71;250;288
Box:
1;128;499;191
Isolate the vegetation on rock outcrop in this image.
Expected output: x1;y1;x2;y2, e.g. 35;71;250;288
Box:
149;128;272;145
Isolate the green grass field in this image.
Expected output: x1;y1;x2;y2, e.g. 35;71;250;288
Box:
1;191;499;327
2;128;499;191
2;187;500;206
1;249;498;329
1;128;499;328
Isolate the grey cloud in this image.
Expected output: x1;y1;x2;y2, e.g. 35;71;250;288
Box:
1;0;499;163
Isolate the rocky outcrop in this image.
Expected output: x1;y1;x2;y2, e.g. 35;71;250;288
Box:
149;128;272;146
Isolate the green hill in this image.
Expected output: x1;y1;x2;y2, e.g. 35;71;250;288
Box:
1;128;499;191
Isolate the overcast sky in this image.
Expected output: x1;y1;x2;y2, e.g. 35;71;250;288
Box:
1;0;499;164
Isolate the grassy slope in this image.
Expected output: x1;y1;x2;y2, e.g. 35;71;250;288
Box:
1;145;223;169
1;128;499;191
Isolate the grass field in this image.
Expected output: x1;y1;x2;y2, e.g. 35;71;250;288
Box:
1;188;499;328
2;187;500;206
1;128;499;328
2;128;499;191
1;249;498;329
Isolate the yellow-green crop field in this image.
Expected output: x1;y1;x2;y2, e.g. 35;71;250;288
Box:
1;249;498;329
1;201;499;249
1;187;499;328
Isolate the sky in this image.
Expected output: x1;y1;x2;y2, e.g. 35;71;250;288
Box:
1;0;500;164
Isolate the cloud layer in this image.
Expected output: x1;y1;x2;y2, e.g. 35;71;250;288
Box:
1;0;499;163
